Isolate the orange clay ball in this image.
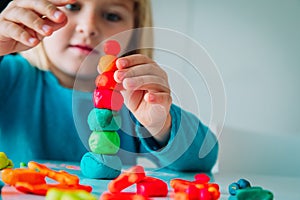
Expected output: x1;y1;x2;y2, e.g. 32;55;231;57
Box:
95;71;123;91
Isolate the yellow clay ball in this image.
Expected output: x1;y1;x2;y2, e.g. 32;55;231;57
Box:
98;55;117;73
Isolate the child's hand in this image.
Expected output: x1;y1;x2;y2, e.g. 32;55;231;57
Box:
115;54;172;145
0;0;75;56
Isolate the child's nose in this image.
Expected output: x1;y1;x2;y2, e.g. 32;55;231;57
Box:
76;14;100;37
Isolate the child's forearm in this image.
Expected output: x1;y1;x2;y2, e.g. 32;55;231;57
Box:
137;104;219;172
145;113;172;147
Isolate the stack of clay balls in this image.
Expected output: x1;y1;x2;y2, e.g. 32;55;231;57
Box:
80;40;124;179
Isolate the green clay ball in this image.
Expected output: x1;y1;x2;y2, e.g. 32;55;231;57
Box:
87;108;121;131
45;188;63;200
19;162;27;168
60;193;78;200
0;152;9;169
88;131;120;154
80;152;122;179
75;190;97;200
46;188;97;200
60;192;96;200
7;159;13;168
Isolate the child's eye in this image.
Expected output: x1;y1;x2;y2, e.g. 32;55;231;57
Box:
103;12;122;22
65;3;81;11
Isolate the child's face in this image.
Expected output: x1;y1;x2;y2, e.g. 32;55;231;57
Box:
43;0;135;85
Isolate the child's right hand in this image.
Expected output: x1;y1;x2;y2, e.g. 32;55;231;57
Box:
0;0;76;56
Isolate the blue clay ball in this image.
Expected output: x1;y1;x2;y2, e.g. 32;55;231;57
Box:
229;182;240;195
80;152;122;179
237;178;251;189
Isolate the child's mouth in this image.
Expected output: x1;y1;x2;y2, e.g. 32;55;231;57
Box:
70;44;98;55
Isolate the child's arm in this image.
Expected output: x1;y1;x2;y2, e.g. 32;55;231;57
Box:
114;54;218;171
137;104;219;172
0;0;75;56
115;54;172;146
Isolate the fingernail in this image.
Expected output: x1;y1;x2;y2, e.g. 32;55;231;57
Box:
42;25;51;34
28;37;37;45
118;59;127;68
148;93;155;101
53;11;63;19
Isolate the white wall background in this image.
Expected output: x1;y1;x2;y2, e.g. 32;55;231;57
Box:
151;0;300;175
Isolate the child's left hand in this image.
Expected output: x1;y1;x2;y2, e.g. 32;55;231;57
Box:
115;54;172;145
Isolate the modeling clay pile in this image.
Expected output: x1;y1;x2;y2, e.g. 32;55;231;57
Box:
170;173;220;200
100;165;221;200
100;165;168;200
228;178;273;200
80;40;124;179
0;161;92;196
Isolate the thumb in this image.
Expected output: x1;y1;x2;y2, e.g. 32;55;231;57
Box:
43;16;68;33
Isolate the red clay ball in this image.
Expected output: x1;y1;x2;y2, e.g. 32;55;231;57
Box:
104;40;121;56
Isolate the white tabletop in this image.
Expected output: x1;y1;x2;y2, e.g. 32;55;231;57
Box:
214;172;300;200
1;161;300;200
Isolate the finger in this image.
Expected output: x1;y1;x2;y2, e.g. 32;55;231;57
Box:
47;0;77;6
136;100;171;132
144;92;172;105
114;63;167;82
116;54;154;69
123;75;170;93
25;26;45;41
3;6;54;36
13;0;71;23
43;16;67;32
121;90;144;110
0;20;39;47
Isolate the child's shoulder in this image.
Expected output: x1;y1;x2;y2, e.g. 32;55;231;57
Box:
0;53;42;92
2;53;29;64
0;53;36;74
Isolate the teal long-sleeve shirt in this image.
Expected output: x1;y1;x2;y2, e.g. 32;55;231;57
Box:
0;54;218;171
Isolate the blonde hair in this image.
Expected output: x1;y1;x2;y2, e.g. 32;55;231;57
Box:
21;0;153;71
131;0;153;58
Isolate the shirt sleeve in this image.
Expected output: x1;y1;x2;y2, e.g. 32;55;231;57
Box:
136;104;219;172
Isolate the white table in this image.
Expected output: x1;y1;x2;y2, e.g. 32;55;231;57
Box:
1;161;300;199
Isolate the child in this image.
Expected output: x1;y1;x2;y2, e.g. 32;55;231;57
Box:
0;0;218;171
